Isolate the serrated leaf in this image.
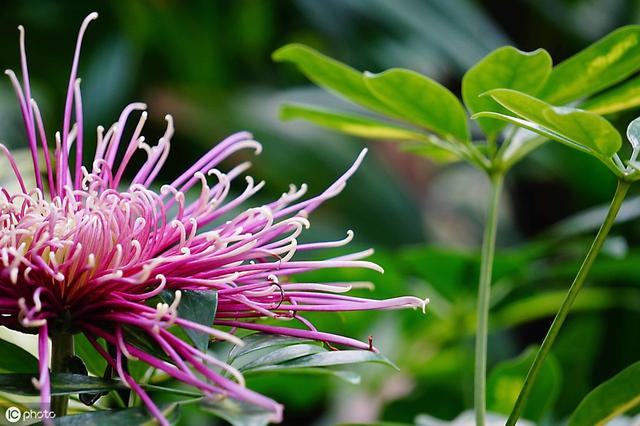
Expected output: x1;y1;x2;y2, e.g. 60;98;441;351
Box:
487;347;561;422
273;44;396;117
568;360;640;426
42;403;180;426
483;89;621;157
161;289;218;352
0;338;38;373
462;46;552;137
539;25;640;105
364;68;470;142
581;75;640;115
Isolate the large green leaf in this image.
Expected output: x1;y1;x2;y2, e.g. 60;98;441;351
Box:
539;26;640;105
43;403;180;426
568;360;640;426
0;338;38;373
161;289;218;352
482;88;621;157
487;347;561;423
280;103;426;141
581;75;640;115
363;68;470;142
462;46;552;137
272;44;395;116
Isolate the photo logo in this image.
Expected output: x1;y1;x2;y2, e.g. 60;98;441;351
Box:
4;407;21;424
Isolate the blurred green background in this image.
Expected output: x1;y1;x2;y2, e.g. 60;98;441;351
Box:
1;0;640;424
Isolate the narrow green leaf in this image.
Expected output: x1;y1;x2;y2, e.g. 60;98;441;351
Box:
462;46;552;137
161;289;218;352
243;364;361;384
280;103;426;141
228;333;313;364
45;403;180;426
484;89;621;157
0;373;125;396
280;103;461;163
272;44;395;116
487;347;561;422
539;26;640;105
568;360;640;426
245;350;398;373
238;344;326;372
203;397;277;426
364;68;470;142
0;338;38;373
581;76;640;115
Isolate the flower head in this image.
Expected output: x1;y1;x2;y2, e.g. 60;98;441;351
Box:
0;13;428;424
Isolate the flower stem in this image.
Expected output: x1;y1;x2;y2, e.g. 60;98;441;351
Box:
51;332;74;417
474;172;504;426
506;179;631;426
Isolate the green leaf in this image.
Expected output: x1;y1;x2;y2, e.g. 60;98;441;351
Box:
244;350;398;373
462;46;552;137
228;333;313;364
0;338;38;373
280;103;426;141
203;397;277;426
581;75;640;115
487;347;561;422
44;403;179;426
280;103;461;163
539;25;640;105
0;373;125;396
364;68;470;142
568;360;640;426
272;44;395;116
74;334;107;377
474;112;591;156
482;88;621;157
238;344;326;372
400;142;461;164
0;372;199;399
161;289;218;352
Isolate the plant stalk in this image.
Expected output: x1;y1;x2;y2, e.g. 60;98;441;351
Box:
51;332;74;417
474;172;504;426
506;179;631;425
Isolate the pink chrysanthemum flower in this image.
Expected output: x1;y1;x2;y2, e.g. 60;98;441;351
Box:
0;13;428;424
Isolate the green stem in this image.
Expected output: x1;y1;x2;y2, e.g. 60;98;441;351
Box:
474;172;504;426
51;333;74;417
506;179;631;426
